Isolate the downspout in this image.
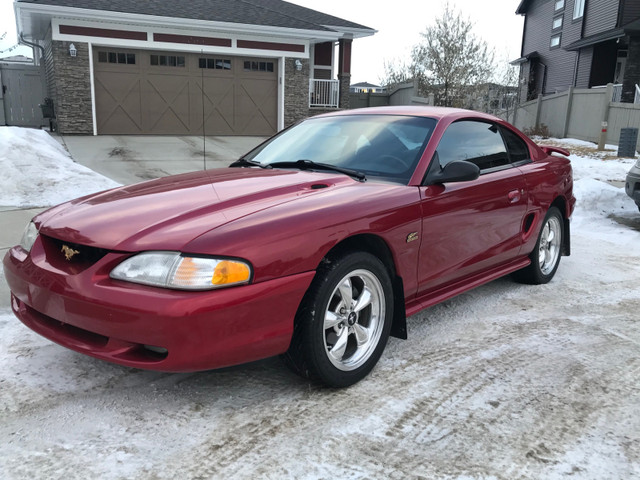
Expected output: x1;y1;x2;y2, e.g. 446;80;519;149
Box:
19;34;45;65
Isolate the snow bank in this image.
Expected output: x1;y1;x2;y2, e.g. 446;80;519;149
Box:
0;127;120;208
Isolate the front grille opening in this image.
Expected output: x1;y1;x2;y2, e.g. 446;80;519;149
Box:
40;235;110;273
30;306;109;347
23;302;169;365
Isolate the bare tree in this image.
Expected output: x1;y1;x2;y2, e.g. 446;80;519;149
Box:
0;31;20;55
493;57;519;122
379;58;412;91
411;4;494;107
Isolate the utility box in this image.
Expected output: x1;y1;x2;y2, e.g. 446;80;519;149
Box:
618;128;639;157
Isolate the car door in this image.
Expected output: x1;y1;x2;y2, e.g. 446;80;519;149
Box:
416;120;528;296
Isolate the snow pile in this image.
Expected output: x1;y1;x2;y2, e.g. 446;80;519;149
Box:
537;137;637;220
0;127;120;207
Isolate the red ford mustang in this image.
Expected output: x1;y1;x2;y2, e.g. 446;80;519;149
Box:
4;106;575;387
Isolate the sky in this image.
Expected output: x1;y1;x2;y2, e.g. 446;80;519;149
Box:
0;0;524;84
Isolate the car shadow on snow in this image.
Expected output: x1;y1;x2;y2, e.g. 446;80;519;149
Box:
609;213;640;232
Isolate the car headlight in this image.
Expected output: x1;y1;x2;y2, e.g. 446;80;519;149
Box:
19;222;39;252
110;252;252;290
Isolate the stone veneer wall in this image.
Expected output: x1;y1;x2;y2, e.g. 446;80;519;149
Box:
283;57;311;127
622;36;640;103
338;73;351;109
51;40;93;134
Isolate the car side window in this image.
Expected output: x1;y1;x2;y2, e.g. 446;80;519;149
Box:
436;120;510;172
501;127;530;163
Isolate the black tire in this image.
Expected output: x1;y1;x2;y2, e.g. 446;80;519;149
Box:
514;206;564;285
283;251;394;388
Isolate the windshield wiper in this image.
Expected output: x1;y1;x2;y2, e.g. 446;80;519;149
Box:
268;159;366;182
229;158;272;169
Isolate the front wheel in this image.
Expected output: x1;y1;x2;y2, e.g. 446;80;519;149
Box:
514;206;564;285
283;251;394;388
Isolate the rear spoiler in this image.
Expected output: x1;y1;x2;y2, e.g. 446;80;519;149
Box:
540;145;570;157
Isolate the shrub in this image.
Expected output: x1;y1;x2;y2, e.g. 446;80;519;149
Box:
523;123;550;139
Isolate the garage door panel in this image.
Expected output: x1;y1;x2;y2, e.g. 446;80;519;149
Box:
235;78;278;134
94;74;143;133
144;76;192;133
94;48;277;135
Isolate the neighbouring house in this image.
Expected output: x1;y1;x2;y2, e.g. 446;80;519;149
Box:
14;0;375;135
349;81;385;93
0;54;34;64
513;0;640;103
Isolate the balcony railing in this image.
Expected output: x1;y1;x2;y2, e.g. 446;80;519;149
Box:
612;83;623;102
309;79;339;108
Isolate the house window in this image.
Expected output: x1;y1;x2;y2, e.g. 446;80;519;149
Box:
198;58;232;70
573;0;585;19
244;61;274;72
550;34;561;48
555;0;565;11
98;51;136;65
150;55;186;67
552;16;563;30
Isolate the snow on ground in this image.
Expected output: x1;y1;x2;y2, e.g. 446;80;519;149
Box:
0;127;120;207
1;130;639;479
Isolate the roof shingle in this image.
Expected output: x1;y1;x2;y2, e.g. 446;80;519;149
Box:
17;0;374;32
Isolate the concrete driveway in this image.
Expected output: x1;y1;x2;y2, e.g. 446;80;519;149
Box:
56;135;268;185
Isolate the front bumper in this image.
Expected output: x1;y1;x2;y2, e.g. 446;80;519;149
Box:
3;242;315;372
625;168;640;207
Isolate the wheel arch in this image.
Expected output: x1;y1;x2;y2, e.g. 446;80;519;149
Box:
320;234;408;340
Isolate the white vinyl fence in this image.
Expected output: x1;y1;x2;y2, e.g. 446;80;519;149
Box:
514;83;640;145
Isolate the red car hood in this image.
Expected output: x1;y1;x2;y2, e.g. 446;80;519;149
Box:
35;168;357;251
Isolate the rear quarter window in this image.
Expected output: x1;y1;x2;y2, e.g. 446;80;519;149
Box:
501;127;530;163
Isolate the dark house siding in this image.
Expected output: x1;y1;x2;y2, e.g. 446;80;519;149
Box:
522;0;584;94
41;27;56;104
621;1;640;26
575;46;593;87
584;0;619;37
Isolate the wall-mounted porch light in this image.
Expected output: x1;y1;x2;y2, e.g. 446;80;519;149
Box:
295;59;302;71
69;43;77;57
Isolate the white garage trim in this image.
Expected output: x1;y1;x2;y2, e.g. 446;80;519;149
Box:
278;56;285;131
88;42;98;136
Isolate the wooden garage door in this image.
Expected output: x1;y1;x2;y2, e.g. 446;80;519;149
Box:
93;48;278;135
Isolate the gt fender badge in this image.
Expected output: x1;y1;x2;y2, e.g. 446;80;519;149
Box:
406;232;419;243
61;245;80;261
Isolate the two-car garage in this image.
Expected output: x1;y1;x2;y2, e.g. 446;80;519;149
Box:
93;47;278;136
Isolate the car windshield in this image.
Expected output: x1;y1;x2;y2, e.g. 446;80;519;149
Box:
242;115;437;184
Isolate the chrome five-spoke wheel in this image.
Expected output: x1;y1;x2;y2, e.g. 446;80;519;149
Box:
323;269;385;371
514;206;564;285
538;215;562;276
283;251;394;387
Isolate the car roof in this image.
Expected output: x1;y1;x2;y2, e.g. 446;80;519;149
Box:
315;105;504;123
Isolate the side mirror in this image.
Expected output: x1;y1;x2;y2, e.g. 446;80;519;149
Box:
426;160;480;185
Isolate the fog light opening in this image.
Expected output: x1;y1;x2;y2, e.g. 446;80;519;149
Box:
143;345;168;359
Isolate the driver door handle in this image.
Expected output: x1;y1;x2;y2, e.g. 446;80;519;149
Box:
508;190;521;203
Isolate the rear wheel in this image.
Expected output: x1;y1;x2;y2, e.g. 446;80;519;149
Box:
514;206;563;284
283;251;394;388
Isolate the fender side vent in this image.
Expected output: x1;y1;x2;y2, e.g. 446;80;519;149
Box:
524;213;535;233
